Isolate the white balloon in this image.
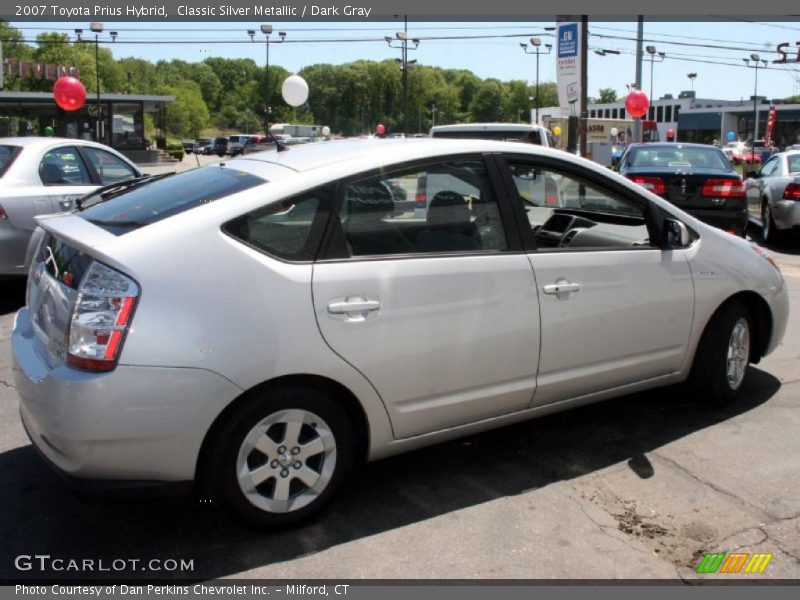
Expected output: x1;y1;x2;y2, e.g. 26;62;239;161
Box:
282;75;309;107
322;126;331;137
609;127;619;137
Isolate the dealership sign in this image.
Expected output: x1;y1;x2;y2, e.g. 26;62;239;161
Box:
556;21;582;111
774;42;800;64
3;59;80;81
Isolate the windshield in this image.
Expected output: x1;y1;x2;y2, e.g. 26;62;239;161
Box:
627;146;731;170
80;166;266;234
0;145;22;178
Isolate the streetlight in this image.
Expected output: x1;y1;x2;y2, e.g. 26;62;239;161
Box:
687;72;697;92
386;16;419;135
520;37;552;124
594;49;621;56
252;25;286;137
90;22;103;141
429;103;437;129
743;54;768;163
645;45;666;114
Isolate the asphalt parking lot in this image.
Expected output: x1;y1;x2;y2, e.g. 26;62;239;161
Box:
1;161;799;580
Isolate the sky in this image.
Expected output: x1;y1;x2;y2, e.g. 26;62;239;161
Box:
8;19;800;103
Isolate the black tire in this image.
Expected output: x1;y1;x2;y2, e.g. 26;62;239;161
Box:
688;300;752;406
762;201;780;244
207;385;355;528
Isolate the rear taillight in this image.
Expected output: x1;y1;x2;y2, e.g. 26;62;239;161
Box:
0;205;7;219
414;192;427;206
783;183;800;200
627;175;666;195
67;261;139;372
701;178;745;198
545;178;559;205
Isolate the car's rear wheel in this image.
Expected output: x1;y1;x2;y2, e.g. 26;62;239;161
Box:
762;201;779;244
208;386;355;528
688;300;752;406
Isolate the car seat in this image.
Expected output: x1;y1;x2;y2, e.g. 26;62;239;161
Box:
344;181;414;256
416;191;481;252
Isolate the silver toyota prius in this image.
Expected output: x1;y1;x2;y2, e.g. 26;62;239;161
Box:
11;139;789;528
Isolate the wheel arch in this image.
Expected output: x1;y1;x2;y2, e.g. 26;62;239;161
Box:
195;374;371;485
702;291;773;365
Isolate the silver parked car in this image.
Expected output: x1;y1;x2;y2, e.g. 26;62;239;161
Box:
745;150;800;242
0;137;142;276
12;139;789;528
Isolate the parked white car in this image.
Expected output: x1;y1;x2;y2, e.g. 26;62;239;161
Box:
12;139;788;528
0;137;142;276
745;150;800;242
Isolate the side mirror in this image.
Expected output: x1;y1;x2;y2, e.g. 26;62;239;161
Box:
745;170;759;179
664;219;690;248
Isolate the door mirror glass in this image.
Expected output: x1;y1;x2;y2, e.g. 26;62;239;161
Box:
664;219;690;248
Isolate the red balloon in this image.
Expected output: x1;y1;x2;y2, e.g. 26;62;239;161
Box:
375;123;386;135
624;90;649;119
53;76;86;111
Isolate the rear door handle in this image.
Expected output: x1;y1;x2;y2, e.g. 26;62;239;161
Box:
543;280;581;295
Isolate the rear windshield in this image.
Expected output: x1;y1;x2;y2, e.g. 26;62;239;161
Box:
432;129;543;145
0;145;22;178
627;146;730;170
80;166;265;234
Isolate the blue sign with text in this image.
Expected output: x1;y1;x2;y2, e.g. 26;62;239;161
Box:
558;23;578;58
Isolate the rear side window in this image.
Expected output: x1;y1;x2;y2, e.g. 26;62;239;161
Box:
223;190;331;261
0;145;22;178
82;147;138;184
80;166;265;234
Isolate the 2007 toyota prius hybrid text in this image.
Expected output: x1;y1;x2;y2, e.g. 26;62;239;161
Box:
12;139;789;528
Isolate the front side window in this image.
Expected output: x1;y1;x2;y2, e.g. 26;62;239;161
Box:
505;160;650;251
340;160;507;257
82;147;138;184
39;146;92;186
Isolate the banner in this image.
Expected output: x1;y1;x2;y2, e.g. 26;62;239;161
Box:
556;20;582;112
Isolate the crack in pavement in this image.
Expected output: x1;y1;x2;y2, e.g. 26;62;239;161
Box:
651;452;775;520
0;380;15;390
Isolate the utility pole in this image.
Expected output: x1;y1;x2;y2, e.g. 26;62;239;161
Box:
633;16;643;143
579;16;588;157
386;16;419;136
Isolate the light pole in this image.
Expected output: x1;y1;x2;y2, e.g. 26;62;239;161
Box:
743;54;768;163
687;72;697;92
429;103;437;129
386;17;419;135
90;22;103;141
520;38;552;125
251;25;286;138
645;45;665;115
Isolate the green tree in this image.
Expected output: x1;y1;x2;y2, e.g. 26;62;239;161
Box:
597;87;619;103
155;81;210;138
469;80;505;122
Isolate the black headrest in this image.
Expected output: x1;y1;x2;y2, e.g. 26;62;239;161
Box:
427;191;471;228
347;182;394;216
41;162;64;185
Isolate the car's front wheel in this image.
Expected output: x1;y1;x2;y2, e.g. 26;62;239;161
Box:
688;300;752;406
207;386;355;528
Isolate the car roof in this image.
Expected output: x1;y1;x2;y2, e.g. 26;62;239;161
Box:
0;136;118;150
430;122;546;132
227;138;561;174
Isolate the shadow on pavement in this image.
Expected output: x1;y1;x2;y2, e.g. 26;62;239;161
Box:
748;223;800;255
0;279;26;316
0;367;780;581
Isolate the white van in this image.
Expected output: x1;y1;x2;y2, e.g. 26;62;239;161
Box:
430;123;554;147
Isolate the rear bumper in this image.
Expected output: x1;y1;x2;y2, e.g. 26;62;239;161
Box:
771;200;800;231
683;208;748;235
12;307;243;483
0;223;33;276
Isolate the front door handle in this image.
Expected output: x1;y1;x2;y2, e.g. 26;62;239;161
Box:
327;296;381;321
543;279;581;296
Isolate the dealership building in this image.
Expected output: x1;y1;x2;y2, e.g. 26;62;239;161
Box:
541;91;800;147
